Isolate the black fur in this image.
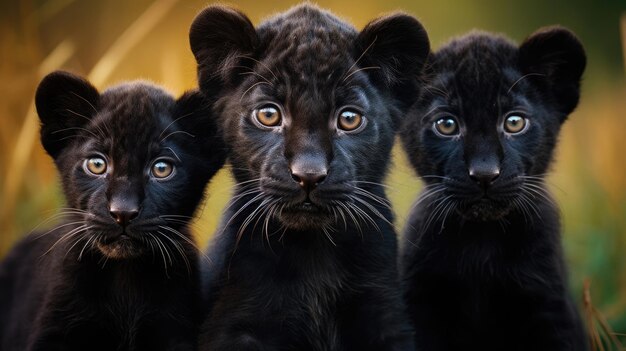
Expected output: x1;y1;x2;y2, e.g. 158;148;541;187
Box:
0;71;226;351
400;27;588;350
190;4;429;350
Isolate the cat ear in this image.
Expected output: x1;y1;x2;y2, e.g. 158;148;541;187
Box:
173;90;227;173
357;13;430;109
519;26;586;118
35;70;100;159
189;5;259;97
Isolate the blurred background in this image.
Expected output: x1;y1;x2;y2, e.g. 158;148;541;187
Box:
0;0;624;347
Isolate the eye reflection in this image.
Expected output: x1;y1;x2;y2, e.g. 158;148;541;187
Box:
152;160;174;179
434;117;458;136
337;110;363;131
85;157;107;175
504;115;527;134
255;105;282;127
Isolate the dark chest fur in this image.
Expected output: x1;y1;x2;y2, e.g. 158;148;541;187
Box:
0;228;199;351
403;202;585;350
400;29;588;350
202;201;403;351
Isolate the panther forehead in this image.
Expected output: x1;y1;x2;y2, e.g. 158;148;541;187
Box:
430;34;522;113
257;5;358;88
435;32;516;68
91;83;177;164
100;83;173;125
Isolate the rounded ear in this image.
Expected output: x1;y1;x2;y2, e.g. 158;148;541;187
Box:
189;5;259;97
519;26;586;117
173;90;227;176
35;70;100;159
357;13;430;109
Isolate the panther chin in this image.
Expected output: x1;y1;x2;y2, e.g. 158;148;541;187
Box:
277;201;334;230
459;198;514;222
96;233;145;260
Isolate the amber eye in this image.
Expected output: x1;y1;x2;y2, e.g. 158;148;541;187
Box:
152;160;174;179
338;110;364;131
504;115;527;134
85;157;107;175
255;105;282;127
434;117;459;136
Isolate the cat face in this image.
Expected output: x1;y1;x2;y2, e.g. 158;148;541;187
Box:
401;27;585;221
190;5;429;230
36;71;225;259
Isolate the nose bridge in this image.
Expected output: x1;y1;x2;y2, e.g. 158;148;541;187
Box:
288;133;330;177
464;129;502;165
108;178;143;211
108;177;143;226
284;123;332;193
284;123;332;167
464;130;503;187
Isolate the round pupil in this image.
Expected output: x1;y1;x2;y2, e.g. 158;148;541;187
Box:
257;107;280;126
339;111;362;130
261;109;275;118
436;118;457;135
506;116;524;132
87;158;106;174
343;113;356;122
153;161;172;178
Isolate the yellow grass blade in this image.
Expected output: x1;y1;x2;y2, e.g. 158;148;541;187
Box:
0;40;75;222
1;0;181;251
584;279;626;351
87;0;181;87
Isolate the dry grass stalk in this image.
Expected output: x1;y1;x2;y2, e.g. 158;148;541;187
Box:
0;40;74;221
88;0;180;86
584;278;625;351
1;0;181;251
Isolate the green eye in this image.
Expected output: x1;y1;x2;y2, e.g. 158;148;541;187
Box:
338;110;364;131
255;105;282;127
434;117;458;136
152;160;174;179
85;157;107;175
504;115;527;134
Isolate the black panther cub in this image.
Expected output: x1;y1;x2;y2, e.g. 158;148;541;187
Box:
0;71;225;351
189;4;429;350
400;27;588;350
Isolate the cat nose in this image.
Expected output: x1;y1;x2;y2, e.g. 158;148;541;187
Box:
468;167;500;189
290;168;327;192
289;152;329;193
108;181;143;227
109;208;139;227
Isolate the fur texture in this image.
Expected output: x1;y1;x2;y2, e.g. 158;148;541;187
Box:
189;4;429;350
400;28;588;350
0;71;225;351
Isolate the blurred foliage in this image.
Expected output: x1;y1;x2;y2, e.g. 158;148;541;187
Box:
0;0;624;345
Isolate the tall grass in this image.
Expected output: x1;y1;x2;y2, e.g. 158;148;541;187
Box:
0;0;624;344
